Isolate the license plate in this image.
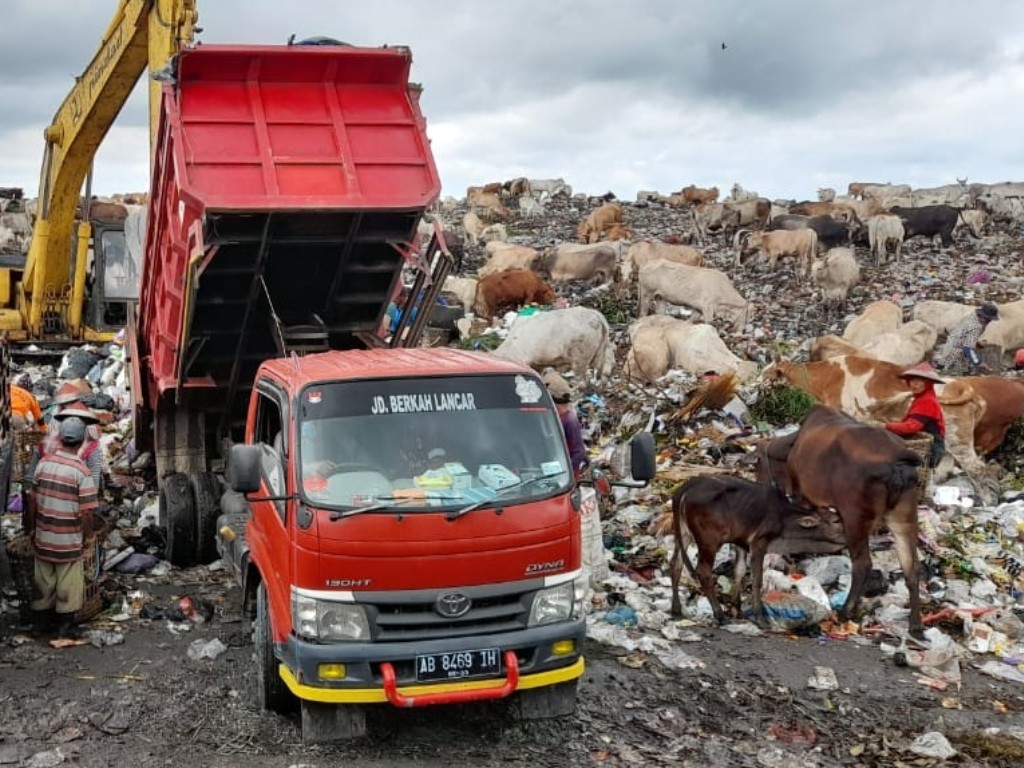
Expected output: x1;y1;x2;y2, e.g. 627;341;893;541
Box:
415;648;501;682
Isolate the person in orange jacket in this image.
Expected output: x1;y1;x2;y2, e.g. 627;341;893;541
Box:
10;385;44;431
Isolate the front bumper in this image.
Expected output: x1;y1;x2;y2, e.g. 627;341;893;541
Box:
278;616;585;704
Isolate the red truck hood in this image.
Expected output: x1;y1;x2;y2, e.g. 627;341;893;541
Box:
293;496;580;591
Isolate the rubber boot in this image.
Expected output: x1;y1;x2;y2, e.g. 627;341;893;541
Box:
55;614;82;640
32;609;56;637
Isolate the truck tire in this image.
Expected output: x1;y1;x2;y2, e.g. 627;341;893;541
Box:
190;472;222;565
160;473;196;567
255;582;296;714
516;679;578;720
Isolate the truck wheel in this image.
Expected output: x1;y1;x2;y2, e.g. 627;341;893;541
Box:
190;472;222;565
516;680;578;720
301;701;366;743
255;582;296;714
160;473;196;567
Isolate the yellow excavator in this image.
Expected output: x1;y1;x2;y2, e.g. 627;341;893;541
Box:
5;0;197;342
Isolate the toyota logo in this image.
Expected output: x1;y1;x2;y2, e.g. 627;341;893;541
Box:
435;592;472;619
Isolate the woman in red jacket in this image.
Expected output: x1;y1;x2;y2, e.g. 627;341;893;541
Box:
884;363;946;467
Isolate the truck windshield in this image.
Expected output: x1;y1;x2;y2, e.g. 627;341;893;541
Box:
297;374;572;511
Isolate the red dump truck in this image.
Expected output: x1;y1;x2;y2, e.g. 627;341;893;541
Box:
130;42;654;742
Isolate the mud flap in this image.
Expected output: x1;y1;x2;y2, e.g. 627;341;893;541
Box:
516;679;578;720
301;701;367;743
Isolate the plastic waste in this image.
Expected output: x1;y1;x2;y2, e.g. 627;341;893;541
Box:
751;591;829;631
806;666;839;691
909;732;957;759
793;575;831;613
187;637;228;661
803;555;851;587
979;660;1024;684
603;605;638;627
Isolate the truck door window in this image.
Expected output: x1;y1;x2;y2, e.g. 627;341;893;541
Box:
254;390;286;522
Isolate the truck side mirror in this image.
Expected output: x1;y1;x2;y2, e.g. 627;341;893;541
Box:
629;432;656;482
228;444;263;494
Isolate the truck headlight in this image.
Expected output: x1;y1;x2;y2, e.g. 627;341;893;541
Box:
293;594;369;641
528;581;575;626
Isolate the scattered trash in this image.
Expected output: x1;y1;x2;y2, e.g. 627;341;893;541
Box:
806;666;839;691
186;637;228;661
909;731;957;759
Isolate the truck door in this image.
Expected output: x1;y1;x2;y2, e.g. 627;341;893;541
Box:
252;382;292;595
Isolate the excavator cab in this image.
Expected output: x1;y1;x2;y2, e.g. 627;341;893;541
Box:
83;220;139;333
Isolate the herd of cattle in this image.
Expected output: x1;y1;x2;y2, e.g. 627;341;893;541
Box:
422;176;1024;488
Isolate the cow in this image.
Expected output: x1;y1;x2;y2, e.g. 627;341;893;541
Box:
528;178;572;200
817;187;836;203
978;193;1024;223
735;229;817;276
473;269;555;319
851;183;912;201
858;320;938;366
442;276;479;314
462;211;486;246
910;180;969;208
809;334;863;361
843;300;902;348
758;406;924;634
681;185;719;206
729;183;758;202
577;202;625;244
478;242;540;277
724;198;771;229
619;241;703;282
768;214;851;249
623;315;757;382
536;242;621;285
788;201;858;223
912;300;975;336
867;213;905;266
638;259;750;332
467;187;512;222
888;205;972;248
811;247;860;306
952;208;987;238
479;223;508;245
669;475;846;624
693;202;742;242
602;223;636;242
491;306;613;381
760;356;910;420
961;376;1024;455
502;177;532;200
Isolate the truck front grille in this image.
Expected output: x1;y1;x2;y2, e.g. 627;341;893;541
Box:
368;591;531;642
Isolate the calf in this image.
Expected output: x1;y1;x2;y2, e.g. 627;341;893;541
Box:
736;229;818;276
669;475;844;624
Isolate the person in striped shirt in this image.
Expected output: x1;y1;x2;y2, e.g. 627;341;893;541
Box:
30;416;98;639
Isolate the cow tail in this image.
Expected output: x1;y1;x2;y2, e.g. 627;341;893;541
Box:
593;319;612;379
670;483;700;582
886;460;921;507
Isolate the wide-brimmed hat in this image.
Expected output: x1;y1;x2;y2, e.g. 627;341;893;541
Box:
53;406;99;423
53;380;93;407
900;363;945;384
542;371;572;403
428;448;447;461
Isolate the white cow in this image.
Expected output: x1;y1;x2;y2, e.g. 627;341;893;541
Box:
912;300;975;336
638;259;750;332
462;211;486;245
442;276;479;314
867;214;905;266
624;315;757;382
478;242;540;277
528;178;573;200
860;320;938;366
619;241;703;282
491;306;613;381
842;300;902;347
810;247;860;305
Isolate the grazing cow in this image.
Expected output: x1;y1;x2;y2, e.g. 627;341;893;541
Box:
729;183;758;202
467;188;512;222
620;241;703;282
624;315;757;382
953;208;987;238
811;247;860;306
669;475;846;623
911;180;970;208
473;269;555;319
577;202;625;243
912;300;975;336
479;223;508;245
491;306;613;381
638;260;750;332
759;406;924;634
788;201;857;223
817;187;836;203
978;193;1024;223
852;183;912;201
681;185;720;206
867;213;905;266
478;242;540;277
889;205;971;248
760;356;910;419
442;276;479;314
602;223;636;242
528;178;572;200
843;300;902;347
961;376;1024;455
537;242;622;285
736;229;818;276
462;211;486;246
859;320;938;366
724;198;772;230
693;202;742;242
502;177;532;199
636;190;666;204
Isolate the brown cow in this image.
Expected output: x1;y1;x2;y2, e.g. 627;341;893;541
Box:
759;406;924;635
577;202;624;243
680;185;719;206
669;475;845;624
760;356;910;419
473;269;555;319
961;377;1024;455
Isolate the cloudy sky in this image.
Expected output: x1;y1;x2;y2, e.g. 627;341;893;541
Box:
3;0;1024;203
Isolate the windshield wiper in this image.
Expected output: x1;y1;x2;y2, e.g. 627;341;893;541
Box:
447;474;562;521
329;495;446;521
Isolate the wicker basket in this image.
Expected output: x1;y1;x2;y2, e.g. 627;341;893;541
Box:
902;434;934;497
5;534;104;624
12;430;45;485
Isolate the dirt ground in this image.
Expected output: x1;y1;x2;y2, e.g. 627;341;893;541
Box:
2;570;1024;768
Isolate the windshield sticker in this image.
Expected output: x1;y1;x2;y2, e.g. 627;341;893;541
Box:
307;390;322;404
541;461;563;477
514;375;543;404
370;392;477;415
